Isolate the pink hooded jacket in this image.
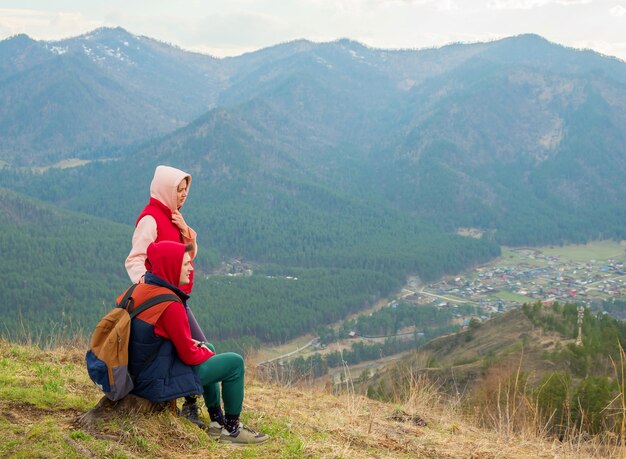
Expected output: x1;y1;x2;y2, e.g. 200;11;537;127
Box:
125;165;198;284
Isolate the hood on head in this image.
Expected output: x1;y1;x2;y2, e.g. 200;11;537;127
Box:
150;165;192;211
146;241;186;286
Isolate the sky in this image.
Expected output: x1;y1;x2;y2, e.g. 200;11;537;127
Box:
0;1;625;61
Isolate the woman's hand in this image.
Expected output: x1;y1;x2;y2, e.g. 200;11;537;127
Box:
171;210;189;234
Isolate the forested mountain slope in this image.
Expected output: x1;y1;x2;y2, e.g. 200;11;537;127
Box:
0;159;499;347
1;29;625;346
0;187;131;335
0;28;222;165
3;30;625;245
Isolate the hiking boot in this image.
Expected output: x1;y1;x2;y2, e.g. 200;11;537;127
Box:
219;423;270;445
180;401;206;429
206;421;223;440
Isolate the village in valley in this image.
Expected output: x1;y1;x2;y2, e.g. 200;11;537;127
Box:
333;241;626;340
413;242;626;324
256;241;626;382
226;241;626;325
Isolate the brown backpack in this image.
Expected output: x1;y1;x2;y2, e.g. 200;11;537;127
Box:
85;284;179;401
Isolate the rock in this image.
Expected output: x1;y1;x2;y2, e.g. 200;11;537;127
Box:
76;395;173;429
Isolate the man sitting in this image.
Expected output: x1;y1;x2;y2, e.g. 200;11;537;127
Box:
125;240;269;445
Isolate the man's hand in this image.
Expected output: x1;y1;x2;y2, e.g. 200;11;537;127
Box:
192;339;209;350
171;210;189;234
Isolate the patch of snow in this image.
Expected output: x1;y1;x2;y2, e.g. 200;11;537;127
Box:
314;56;333;69
348;49;364;61
398;79;416;91
47;45;67;55
101;45;133;64
83;44;106;64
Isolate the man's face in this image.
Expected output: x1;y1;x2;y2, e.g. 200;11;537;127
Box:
179;252;193;286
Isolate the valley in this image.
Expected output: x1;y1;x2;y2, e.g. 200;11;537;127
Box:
2;28;626;391
1;26;626;453
257;240;626;382
421;240;626;314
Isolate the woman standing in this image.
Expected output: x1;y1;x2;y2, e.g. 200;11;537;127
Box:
126;165;207;427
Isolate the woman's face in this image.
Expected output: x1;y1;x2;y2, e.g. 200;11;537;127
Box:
176;178;189;208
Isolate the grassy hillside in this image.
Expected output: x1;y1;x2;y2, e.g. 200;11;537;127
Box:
0;338;617;458
365;304;626;443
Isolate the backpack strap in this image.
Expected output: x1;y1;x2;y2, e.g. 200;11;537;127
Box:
129;293;181;319
117;284;139;310
129;293;182;375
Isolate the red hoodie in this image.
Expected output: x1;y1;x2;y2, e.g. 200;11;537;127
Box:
146;241;214;365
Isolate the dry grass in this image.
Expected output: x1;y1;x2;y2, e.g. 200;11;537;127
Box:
1;339;624;458
249;375;603;458
249;360;621;459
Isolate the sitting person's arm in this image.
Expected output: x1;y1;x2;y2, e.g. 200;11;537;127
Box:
154;301;214;365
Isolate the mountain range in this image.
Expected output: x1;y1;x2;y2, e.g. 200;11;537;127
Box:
1;27;625;343
2;28;625;243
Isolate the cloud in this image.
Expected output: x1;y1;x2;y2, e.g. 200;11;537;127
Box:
185;11;292;46
488;0;592;9
299;0;447;13
0;1;624;62
572;38;626;62
609;5;626;16
0;8;101;40
0;9;52;36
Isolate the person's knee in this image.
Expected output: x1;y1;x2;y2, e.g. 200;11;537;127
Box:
205;342;216;353
229;352;245;374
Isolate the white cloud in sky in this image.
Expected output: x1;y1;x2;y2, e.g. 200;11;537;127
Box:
555;0;594;4
488;0;592;9
609;4;626;16
0;8;100;40
0;1;624;61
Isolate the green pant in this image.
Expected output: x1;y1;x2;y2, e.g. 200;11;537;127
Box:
195;343;245;416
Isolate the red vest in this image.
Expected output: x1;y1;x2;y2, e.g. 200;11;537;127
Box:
136;198;194;293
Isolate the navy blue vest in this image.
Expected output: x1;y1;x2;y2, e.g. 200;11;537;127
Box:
126;284;203;403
